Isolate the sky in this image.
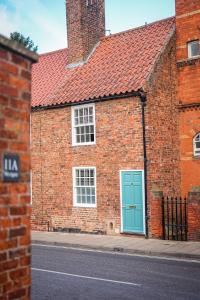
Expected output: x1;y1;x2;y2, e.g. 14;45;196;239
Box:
0;0;175;54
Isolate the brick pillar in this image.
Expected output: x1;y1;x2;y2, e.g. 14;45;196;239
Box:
0;35;37;299
149;190;163;239
188;191;200;241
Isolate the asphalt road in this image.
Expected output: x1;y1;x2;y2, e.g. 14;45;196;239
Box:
32;244;200;300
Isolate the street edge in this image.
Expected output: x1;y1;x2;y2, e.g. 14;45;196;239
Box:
31;240;200;261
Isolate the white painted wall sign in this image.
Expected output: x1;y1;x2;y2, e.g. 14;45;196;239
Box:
3;154;20;182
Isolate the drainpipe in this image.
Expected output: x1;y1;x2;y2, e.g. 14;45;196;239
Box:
139;91;149;239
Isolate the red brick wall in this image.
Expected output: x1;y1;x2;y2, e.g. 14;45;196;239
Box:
145;34;181;238
179;108;200;195
176;0;200;16
176;0;200;195
0;36;37;299
31;98;144;234
188;191;200;240
66;0;105;65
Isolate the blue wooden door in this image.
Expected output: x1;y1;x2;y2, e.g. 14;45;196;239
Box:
121;171;144;234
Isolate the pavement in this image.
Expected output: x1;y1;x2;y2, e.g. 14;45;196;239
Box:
31;231;200;260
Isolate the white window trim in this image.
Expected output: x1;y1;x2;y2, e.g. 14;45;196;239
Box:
188;40;200;59
193;133;200;157
71;103;96;147
73;166;97;208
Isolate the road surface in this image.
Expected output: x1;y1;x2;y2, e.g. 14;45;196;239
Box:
32;244;200;300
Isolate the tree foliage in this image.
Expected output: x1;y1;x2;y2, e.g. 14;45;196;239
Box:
10;32;38;53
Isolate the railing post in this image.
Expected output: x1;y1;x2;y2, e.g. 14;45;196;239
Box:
167;197;170;240
184;197;188;241
180;197;183;241
162;197;165;240
175;196;178;241
171;197;174;240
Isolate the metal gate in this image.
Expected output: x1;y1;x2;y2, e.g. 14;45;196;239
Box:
162;197;188;241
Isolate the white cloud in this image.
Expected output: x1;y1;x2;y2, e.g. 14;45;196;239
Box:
0;0;67;53
0;4;19;37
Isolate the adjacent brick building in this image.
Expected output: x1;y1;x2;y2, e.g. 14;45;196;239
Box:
176;0;200;239
0;35;37;299
31;0;200;240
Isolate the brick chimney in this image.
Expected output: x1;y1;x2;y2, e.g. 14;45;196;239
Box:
66;0;105;67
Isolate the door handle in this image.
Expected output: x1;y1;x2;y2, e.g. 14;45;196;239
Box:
129;205;136;208
122;205;136;209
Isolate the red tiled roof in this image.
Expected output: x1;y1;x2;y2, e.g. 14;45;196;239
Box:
32;17;175;108
32;48;68;106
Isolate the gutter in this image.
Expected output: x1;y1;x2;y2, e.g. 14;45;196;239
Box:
31;91;140;112
139;91;149;239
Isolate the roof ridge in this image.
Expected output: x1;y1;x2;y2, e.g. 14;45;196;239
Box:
39;47;68;57
101;16;175;41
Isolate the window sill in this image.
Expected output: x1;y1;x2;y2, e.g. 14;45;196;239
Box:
73;204;97;208
72;142;96;147
193;155;200;160
177;56;200;68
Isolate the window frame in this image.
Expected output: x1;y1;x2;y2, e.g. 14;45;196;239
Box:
73;166;97;208
71;103;96;146
193;133;200;157
188;40;200;59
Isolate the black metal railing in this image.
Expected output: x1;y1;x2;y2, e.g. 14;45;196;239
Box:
162;197;188;241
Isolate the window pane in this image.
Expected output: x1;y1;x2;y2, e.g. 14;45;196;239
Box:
91;134;94;142
80;127;85;134
196;142;200;148
86;187;90;195
81;134;85;143
84;108;89;124
75;117;79;125
188;41;199;57
76;177;79;186
89;115;93;123
195;134;200;142
86;134;90;142
74;109;78;117
191;42;199;57
89;107;93;115
76;135;80;143
85;176;89;186
90;125;94;134
86;126;90;134
77;195;81;203
85;169;89;177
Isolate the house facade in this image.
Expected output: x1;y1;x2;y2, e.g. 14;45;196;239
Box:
31;0;200;240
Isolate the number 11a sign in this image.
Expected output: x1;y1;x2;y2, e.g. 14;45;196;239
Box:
3;154;20;182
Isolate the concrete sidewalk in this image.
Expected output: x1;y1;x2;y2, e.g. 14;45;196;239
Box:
32;231;200;260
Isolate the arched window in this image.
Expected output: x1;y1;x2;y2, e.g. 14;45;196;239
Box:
193;133;200;157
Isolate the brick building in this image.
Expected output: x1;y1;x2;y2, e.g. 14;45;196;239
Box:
0;35;37;299
176;0;200;240
31;0;200;239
